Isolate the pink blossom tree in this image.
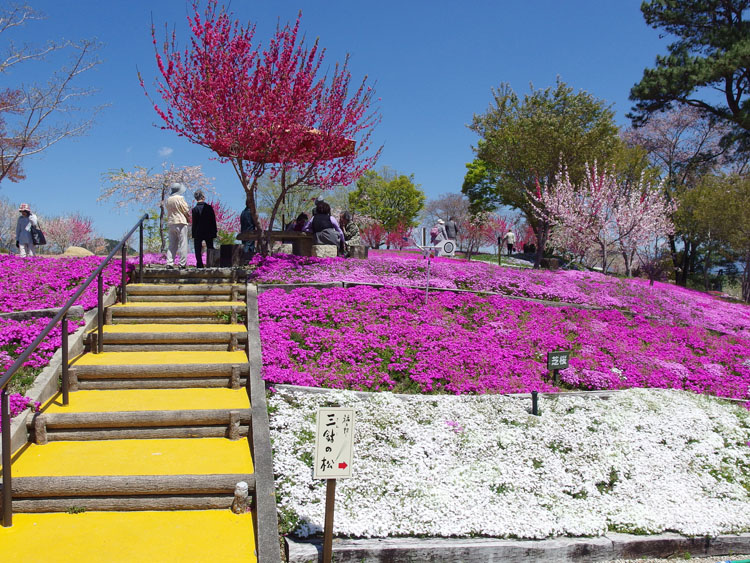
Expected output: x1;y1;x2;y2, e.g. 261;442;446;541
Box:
385;222;412;250
144;1;381;251
531;163;676;275
207;199;241;244
100;163;214;251
43;213;97;254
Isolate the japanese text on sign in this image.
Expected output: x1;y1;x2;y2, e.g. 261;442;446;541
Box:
547;350;570;370
314;408;355;479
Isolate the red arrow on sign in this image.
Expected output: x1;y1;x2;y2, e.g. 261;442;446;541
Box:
338;462;348;469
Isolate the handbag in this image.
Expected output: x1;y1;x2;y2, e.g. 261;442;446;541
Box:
30;224;46;246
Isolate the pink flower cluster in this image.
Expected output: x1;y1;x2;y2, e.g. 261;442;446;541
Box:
258;286;750;399
0;393;40;429
0;255;132;312
0;316;84;372
249;254;750;337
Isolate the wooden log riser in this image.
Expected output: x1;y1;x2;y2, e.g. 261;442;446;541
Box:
71;365;249;379
111;309;241;318
128;295;236;303
100;344;232;352
99;333;248;344
111;318;234;324
78;378;248;390
7;474;256;496
35;409;251;429
41;425;250;441
10;496;236;512
140;279;239;285
128;284;247;293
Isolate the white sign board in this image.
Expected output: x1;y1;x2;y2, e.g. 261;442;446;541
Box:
314;408;354;479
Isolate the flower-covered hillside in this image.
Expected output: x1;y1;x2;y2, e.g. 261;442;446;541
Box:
250;254;750;337
259;286;750;400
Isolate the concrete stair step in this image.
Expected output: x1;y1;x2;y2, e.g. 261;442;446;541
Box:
29;408;252;442
1;511;256;560
9;473;255;512
69;351;249;390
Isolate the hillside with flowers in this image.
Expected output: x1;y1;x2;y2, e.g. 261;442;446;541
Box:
250;252;750;541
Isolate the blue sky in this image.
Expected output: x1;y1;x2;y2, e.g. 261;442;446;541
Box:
2;0;667;239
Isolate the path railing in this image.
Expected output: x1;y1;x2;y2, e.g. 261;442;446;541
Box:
0;213;148;527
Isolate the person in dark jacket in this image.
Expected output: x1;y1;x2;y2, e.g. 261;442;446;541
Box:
240;199;256;256
191;190;217;268
304;200;344;252
444;216;459;241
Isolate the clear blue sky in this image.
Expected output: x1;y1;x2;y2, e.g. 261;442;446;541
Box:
2;0;667;239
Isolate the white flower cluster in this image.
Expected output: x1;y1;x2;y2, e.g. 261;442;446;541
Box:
269;387;750;539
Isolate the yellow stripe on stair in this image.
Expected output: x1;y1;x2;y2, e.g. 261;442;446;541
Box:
0;511;256;562
11;438;253;476
73;350;248;366
100;323;247;333
42;388;250;414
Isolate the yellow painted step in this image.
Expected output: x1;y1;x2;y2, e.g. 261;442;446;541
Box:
42;388;250;414
74;350;248;366
100;323;247;333
0;511;256;562
10;438;253;476
110;301;244;307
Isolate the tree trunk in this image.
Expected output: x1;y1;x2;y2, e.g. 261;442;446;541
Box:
159;185;167;253
703;246;712;291
533;222;549;269
743;249;750;303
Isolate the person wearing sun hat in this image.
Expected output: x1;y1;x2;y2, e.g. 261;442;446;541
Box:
15;203;39;257
165;183;191;268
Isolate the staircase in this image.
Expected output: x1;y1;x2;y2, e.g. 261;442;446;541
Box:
2;267;269;561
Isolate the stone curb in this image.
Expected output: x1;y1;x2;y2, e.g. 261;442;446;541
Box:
5;287;117;456
286;533;750;562
0;305;85;321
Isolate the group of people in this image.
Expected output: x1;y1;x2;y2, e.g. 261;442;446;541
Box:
284;198;362;257
430;216;459;246
163;184;362;268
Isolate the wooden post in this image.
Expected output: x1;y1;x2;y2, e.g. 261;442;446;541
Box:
61;314;69;406
1;389;12;527
97;273;104;354
322;478;336;563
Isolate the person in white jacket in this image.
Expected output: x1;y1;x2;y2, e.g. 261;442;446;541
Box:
15;203;39;257
165;183;191;268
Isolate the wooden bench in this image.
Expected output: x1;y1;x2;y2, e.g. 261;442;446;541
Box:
236;230;314;257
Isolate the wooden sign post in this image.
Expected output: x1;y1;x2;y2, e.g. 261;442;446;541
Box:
314;407;355;563
547;350;571;385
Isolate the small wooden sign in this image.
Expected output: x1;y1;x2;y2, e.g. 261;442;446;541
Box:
314;408;354;480
547;350;570;370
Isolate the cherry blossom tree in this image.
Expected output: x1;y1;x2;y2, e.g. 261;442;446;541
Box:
531;163;675;275
144;1;381;252
385;222;412;250
100;163;213;251
43;213;97;253
207;199;241;244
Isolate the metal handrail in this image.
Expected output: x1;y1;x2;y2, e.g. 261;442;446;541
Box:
1;212;148;527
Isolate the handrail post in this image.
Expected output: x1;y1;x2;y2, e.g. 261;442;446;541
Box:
61;314;69;406
121;244;127;305
97;273;104;354
139;222;144;284
1;388;12;527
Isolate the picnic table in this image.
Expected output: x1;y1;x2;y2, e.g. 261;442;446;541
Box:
236;230;314;257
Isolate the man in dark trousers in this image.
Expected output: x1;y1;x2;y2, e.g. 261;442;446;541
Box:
191;190;217;268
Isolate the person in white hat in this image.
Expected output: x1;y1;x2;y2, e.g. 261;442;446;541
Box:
165;183;191;268
15;203;39;257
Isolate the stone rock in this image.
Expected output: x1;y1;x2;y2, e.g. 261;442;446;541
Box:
347;245;369;259
62;246;94;257
272;243;294;255
312;244;338;258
